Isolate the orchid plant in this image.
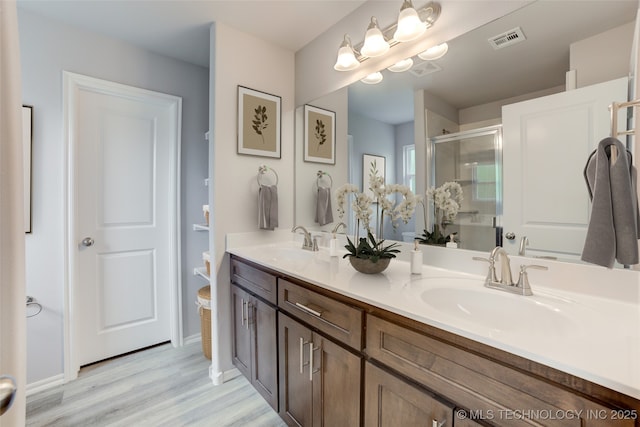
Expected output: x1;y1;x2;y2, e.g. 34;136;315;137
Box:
418;181;463;245
336;162;417;262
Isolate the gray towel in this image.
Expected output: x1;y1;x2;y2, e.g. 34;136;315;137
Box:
315;187;333;226
582;137;640;267
258;185;278;230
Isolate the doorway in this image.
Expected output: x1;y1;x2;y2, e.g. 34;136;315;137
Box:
63;72;182;380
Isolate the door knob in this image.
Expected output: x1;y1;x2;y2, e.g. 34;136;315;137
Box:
81;237;95;247
0;375;17;416
505;232;516;240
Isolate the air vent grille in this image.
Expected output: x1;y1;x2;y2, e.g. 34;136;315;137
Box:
409;61;442;78
488;27;526;50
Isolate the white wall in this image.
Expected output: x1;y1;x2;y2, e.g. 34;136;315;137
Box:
570;21;635;88
209;23;295;380
18;10;209;385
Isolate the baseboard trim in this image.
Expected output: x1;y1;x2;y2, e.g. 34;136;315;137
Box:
183;333;202;346
26;374;65;396
209;366;240;385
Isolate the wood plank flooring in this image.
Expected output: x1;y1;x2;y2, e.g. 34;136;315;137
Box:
26;342;286;427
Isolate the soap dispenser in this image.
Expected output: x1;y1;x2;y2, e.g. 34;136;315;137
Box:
411;240;422;274
329;232;339;257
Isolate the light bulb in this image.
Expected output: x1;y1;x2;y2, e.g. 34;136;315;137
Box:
333;34;360;71
387;58;414;72
360;72;383;84
393;0;426;42
361;17;389;58
418;43;449;60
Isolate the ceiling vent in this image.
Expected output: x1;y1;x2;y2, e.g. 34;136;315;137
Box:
409;61;442;78
488;27;526;50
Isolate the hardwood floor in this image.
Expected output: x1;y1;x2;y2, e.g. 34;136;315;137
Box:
26;342;286;427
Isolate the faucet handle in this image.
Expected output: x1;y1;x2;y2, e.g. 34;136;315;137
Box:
472;257;498;283
516;264;548;295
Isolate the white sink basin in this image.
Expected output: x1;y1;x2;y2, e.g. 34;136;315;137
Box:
408;277;582;338
267;246;317;263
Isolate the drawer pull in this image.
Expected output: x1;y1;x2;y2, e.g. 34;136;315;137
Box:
299;337;309;374
241;298;247;327
309;342;320;381
295;302;322;317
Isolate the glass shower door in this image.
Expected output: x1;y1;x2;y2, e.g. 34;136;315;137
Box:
428;125;502;251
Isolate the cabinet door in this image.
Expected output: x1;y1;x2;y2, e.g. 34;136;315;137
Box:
279;313;313;427
231;285;251;379
312;333;361;427
364;362;453;427
251;296;278;410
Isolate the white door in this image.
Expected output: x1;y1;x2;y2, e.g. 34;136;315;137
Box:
65;72;181;369
502;77;627;259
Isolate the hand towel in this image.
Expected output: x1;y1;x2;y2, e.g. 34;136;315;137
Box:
315;187;334;226
258;184;278;230
582;137;640;267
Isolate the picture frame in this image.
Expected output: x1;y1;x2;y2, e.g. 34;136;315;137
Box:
237;86;281;158
23;105;33;233
362;154;385;200
303;104;336;164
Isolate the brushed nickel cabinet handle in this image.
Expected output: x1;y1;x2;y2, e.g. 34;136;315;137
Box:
295;302;322;317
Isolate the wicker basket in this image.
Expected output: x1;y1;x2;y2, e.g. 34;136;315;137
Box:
202;251;211;276
203;204;210;226
197;285;212;360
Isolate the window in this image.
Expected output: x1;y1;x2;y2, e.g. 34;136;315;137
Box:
473;163;496;201
403;145;416;192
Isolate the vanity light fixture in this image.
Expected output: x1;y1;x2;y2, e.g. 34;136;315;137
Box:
333;2;441;72
333;34;360;71
393;0;426;42
387;57;414;72
361;17;390;57
417;42;449;60
360;71;384;84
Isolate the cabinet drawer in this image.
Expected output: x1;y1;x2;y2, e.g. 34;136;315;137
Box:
231;258;277;304
366;315;629;427
365;362;453;427
278;279;363;350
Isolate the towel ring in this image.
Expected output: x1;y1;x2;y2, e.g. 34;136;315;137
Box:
257;165;278;186
316;171;333;189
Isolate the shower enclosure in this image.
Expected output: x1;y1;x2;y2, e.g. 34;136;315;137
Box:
427;125;502;251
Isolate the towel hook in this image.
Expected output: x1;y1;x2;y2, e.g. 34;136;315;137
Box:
316;170;333;189
257;165;278;186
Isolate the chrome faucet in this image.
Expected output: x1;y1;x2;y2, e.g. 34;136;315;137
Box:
331;222;347;234
291;225;317;251
490;246;514;286
473;246;548;296
518;236;529;256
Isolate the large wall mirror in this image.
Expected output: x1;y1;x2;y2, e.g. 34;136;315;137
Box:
294;0;637;266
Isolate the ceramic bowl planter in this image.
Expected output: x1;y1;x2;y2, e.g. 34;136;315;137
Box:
348;256;391;274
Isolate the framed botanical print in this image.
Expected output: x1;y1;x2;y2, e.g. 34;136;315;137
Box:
362;154;385;200
303;104;335;164
237;86;281;158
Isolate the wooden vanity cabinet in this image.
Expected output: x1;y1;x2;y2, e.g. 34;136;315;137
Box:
364;361;454;427
230;259;278;411
229;254;639;427
365;314;636;427
278;312;361;427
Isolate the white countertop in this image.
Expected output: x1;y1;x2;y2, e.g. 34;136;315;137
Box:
226;237;640;400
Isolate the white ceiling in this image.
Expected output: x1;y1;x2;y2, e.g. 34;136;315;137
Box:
15;0;639;125
16;0;368;68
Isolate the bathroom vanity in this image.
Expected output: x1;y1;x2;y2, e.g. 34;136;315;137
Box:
228;238;640;427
